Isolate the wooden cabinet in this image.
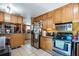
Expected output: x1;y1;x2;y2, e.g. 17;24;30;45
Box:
39;16;43;20
0;12;4;22
31;18;36;24
62;4;73;23
42;20;47;30
40;37;46;50
47;12;53;18
32;15;43;25
11;15;23;24
73;3;79;22
42;13;48;20
40;36;52;52
4;13;11;22
37;16;41;22
42;17;55;31
73;22;79;31
33;17;38;23
32;3;79;31
11;15;17;23
8;34;25;48
53;8;62;23
47;18;55;29
46;19;52;28
0;12;24;24
45;37;52;52
17;16;23;24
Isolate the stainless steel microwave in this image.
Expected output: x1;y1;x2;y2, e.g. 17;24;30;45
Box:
55;22;72;31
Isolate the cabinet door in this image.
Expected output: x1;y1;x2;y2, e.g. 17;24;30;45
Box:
16;34;25;46
73;3;79;22
53;8;62;23
10;34;25;48
37;16;41;22
4;13;11;22
62;4;73;23
47;12;53;18
17;16;23;24
11;15;17;23
45;38;52;52
42;20;46;30
0;12;4;22
47;18;55;29
42;14;48;20
40;37;46;50
40;37;43;48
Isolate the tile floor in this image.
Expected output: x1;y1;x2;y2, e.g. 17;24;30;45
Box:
11;40;52;56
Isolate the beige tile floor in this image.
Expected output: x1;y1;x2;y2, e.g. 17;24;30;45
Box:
11;40;52;56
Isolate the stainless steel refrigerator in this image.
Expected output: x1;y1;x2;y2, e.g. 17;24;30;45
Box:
33;21;42;49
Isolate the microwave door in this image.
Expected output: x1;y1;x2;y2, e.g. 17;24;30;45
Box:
56;25;66;31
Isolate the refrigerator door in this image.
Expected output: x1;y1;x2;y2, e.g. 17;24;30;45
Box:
33;23;41;49
34;33;40;48
33;22;42;49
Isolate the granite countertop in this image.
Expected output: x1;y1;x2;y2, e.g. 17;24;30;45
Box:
42;36;53;39
0;33;25;35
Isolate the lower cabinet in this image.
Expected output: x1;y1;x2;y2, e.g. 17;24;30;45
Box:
40;37;46;50
45;38;52;52
40;36;53;53
6;34;25;48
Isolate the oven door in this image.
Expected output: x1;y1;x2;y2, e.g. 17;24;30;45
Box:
53;40;72;56
64;42;72;55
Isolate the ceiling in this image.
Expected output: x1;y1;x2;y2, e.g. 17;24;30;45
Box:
0;3;68;18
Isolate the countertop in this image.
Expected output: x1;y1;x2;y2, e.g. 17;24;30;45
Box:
0;33;25;35
41;36;53;39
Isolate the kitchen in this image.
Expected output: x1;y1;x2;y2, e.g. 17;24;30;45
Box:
31;3;79;56
0;3;79;56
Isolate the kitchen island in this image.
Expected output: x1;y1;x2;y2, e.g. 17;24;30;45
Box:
0;33;26;48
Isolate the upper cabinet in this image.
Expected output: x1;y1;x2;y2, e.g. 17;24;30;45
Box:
11;15;23;24
32;3;79;29
62;4;73;23
0;12;4;22
17;16;23;24
10;15;18;23
4;13;11;22
46;18;55;30
42;13;48;20
53;8;62;23
73;3;79;22
0;11;24;24
47;12;53;18
42;17;55;31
